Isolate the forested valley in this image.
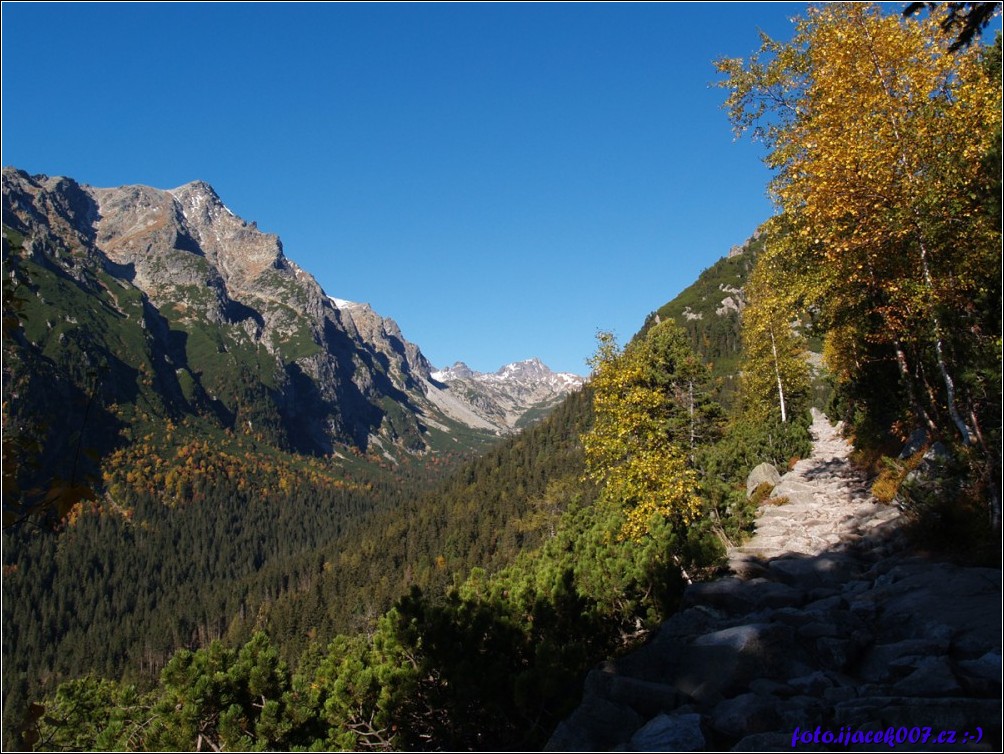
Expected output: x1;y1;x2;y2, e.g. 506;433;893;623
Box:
3;4;1001;751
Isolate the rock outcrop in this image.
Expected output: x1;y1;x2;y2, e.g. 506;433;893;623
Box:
746;462;781;498
548;409;1001;751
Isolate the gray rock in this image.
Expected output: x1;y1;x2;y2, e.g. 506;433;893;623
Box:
815;638;851;671
925;441;951;461
657;604;727;639
545;720;596;752
545;694;642;752
834;696;1000;732
770;607;817;629
629;712;705;752
684;577;805;613
676;624;798;701
587;670;689;719
898;427;928;459
802;594;846;616
747;462;781;498
710;692;781;739
816;634;869;672
683;577;757;612
770;479;817;506
846;594;878;622
958;650;1002;679
901;442;956;506
748;678;795;697
892;655;962;696
821;685;857;704
768;554;858;590
771;694;827;729
545;412;1000;751
798;621;843;640
728;553;770;580
787;671;834;696
957;651;1003;695
857;639;952;683
806;586;842;601
870;562;1000;652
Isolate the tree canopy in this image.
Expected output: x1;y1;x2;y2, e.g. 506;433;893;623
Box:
583;322;718;541
716;2;1001;524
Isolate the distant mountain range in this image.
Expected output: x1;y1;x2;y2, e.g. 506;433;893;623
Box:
1;168;583;466
431;357;584;433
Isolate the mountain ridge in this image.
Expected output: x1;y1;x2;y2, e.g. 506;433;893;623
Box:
1;167;581;466
430;356;585;432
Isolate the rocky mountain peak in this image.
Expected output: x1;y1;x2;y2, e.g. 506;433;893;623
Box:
165;181;286;285
431;362;476;381
495;357;549;380
170;178;220;202
3;167;582;458
330;296;435;389
2;168;98;252
427;357;584;434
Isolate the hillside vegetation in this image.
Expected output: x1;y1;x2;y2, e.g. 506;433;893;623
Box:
3;4;1000;751
717;4;1001;540
640;237;760;403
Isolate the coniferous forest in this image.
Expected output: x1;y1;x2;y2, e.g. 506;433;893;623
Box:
2;4;1001;751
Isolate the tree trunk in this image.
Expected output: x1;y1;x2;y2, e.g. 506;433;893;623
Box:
769;325;788;423
915;237;975;445
895;340;937;432
688;379;696;461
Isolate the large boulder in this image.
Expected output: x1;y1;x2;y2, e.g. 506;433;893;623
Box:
630;712;705;752
674;623;801;702
898;427;928;459
747;462;781;498
544;693;642;751
767;553;860;590
710;692;781;739
585;669;689;719
684;577;807;614
900;442;957;509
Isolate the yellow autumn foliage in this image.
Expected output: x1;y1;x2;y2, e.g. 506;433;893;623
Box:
583;325;704;542
717;2;1001;449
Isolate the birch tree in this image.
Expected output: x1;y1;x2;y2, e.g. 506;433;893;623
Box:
737;228;812;427
716;3;1001;461
583;323;709;542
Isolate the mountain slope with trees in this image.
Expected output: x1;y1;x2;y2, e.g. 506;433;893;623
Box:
1;167;579;527
4;3;1000;751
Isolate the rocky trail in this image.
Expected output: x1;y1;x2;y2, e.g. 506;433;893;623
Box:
548;410;1001;751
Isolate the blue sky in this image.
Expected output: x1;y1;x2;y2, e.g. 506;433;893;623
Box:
3;2;812;375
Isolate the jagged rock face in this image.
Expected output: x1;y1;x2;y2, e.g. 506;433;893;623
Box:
3;167;581;455
331;298;435;394
430;357;585;434
2;168;435;453
91;178;330;343
715;283;746;316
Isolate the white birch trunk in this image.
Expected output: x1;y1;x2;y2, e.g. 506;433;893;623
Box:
769;325;788;423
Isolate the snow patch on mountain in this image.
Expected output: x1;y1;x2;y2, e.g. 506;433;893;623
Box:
329;296;365;310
